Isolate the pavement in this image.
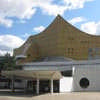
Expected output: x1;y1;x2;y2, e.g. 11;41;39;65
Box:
0;90;100;100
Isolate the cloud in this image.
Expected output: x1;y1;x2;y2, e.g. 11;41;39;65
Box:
33;26;45;33
33;0;94;16
0;0;36;27
0;35;25;56
81;21;100;35
0;0;94;27
0;17;13;28
0;0;36;19
69;17;86;24
22;33;32;39
36;1;67;16
0;50;12;56
63;0;94;10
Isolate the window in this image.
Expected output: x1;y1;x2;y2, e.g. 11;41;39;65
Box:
79;78;89;88
61;70;72;77
68;36;74;40
80;41;88;43
15;79;22;83
68;48;74;55
27;54;31;57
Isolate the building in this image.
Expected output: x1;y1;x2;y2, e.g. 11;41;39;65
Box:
72;65;100;92
60;59;100;92
2;15;100;94
2;59;100;93
14;15;100;63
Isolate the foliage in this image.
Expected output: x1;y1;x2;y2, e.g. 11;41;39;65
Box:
0;53;16;71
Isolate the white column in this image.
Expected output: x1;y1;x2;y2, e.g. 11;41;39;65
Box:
50;79;53;94
36;79;39;94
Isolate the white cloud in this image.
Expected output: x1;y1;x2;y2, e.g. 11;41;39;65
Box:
0;0;94;27
0;50;12;56
33;0;94;16
33;26;45;33
0;0;36;19
36;2;67;16
81;21;100;35
0;17;13;28
22;33;32;39
69;17;86;24
63;0;94;10
0;0;36;27
0;35;25;56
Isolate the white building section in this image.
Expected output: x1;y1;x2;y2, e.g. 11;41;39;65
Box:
73;65;100;92
60;77;73;92
2;58;100;93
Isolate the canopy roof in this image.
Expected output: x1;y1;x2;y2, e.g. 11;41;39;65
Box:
2;70;62;80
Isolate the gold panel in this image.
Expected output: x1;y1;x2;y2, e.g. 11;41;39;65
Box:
14;15;100;64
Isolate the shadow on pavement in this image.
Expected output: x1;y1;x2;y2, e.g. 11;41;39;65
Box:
0;89;36;97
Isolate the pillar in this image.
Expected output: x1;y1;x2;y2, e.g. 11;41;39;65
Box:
50;79;53;94
36;79;39;94
11;77;14;92
24;80;27;93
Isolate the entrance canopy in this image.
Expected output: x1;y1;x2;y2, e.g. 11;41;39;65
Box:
2;70;62;80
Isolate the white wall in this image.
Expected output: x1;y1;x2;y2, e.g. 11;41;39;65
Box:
60;77;73;92
73;65;100;91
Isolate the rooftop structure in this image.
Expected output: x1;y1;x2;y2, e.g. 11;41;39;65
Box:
2;15;100;94
14;15;100;64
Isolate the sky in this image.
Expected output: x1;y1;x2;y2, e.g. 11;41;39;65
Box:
0;0;100;56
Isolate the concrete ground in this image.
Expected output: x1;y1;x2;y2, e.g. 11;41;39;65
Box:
0;90;100;100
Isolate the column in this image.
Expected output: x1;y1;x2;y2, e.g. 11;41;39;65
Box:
24;80;27;93
50;79;53;94
11;77;14;92
36;79;39;94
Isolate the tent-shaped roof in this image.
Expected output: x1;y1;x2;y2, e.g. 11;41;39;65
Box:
2;70;62;80
14;15;100;63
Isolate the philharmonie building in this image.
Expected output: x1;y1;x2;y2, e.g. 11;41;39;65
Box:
2;15;100;94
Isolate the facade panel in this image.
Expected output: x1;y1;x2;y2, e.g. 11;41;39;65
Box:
14;15;100;64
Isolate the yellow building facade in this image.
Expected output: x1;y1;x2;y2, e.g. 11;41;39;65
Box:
14;15;100;63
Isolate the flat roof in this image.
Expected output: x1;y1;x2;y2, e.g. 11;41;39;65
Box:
21;59;100;71
23;59;100;66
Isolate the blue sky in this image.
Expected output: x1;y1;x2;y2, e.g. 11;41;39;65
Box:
0;0;100;55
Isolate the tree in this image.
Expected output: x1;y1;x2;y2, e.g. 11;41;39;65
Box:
0;53;16;71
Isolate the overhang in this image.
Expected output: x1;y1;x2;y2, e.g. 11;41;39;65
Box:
2;70;62;80
15;55;27;59
22;61;73;71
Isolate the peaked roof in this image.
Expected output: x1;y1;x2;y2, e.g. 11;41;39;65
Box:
14;15;100;61
40;15;100;37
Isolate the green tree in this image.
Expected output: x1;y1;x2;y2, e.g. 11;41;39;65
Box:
0;53;16;71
